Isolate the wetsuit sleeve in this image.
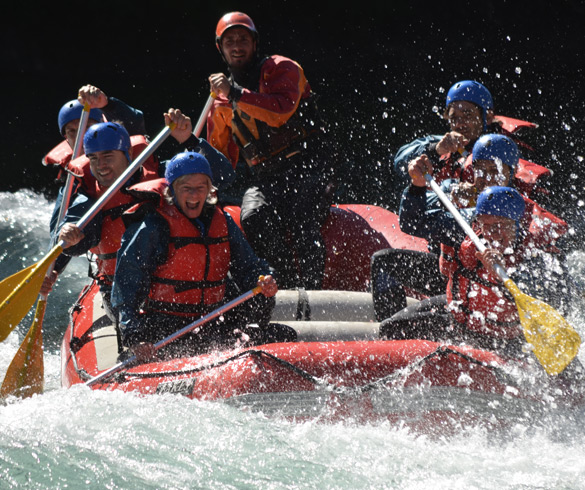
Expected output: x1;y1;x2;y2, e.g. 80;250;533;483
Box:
111;212;169;346
230;57;309;128
101;97;146;136
393;134;443;192
57;193;103;256
399;184;467;248
224;213;273;290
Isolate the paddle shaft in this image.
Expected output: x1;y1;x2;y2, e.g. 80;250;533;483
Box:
56;103;92;233
424;174;509;281
192;93;216;138
43;103;93;286
85;286;262;387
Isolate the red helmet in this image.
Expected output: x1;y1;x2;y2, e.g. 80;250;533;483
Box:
215;12;258;49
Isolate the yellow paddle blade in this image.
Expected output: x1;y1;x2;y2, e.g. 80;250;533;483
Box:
0;245;62;342
1;298;45;399
504;279;582;375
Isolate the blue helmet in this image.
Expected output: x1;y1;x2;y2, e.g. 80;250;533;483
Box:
445;80;493;131
165;151;213;190
476;186;525;222
58;99;103;135
472;134;519;169
446;80;493;111
83;122;131;163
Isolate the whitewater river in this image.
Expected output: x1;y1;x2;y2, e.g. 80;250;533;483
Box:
2;190;585;489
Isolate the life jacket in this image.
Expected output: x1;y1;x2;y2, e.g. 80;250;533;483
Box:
145;205;231;317
228;56;323;168
439;220;479;279
522;197;568;253
65;135;160;198
88;176;166;287
447;237;524;340
43;139;73;167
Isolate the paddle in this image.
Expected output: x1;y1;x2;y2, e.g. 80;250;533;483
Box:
0;122;176;343
0;104;92;398
85;284;264;387
425;173;581;375
192;93;216;138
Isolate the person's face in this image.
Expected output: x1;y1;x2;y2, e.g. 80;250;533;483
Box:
63;118;100;149
88;150;129;188
473;159;511;193
220;27;256;68
445;101;484;142
173;174;210;219
477;214;516;250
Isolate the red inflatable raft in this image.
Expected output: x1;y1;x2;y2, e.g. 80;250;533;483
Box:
60;205;576;432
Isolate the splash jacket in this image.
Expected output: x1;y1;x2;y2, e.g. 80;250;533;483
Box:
207;55;322;169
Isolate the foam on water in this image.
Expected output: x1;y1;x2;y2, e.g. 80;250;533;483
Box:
2;191;585;489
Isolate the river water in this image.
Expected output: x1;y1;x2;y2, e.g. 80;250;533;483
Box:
2;190;585;489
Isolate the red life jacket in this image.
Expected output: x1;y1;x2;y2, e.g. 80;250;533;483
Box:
522;197;568;253
89;176;167;286
42;140;75;183
43;140;73;168
447;237;523;340
434;151;466;186
146;205;231;317
439;220;480;279
66;135;160;198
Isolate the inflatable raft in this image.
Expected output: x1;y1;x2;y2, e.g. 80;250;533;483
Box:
60;205;580;432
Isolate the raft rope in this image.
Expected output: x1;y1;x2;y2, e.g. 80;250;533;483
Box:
85;345;518;394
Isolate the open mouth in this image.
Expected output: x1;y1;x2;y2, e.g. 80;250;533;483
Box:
185;200;201;212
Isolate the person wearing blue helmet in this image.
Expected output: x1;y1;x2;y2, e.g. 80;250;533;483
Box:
379;185;578;367
43;84;146;181
110;150;296;361
51;109;196;315
445;133;519;209
42;97;236;297
390;80;541;207
372;133;568;323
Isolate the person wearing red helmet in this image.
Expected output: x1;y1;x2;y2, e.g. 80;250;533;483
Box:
207;12;336;290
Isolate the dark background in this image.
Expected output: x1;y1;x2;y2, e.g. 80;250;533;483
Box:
1;0;584;221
